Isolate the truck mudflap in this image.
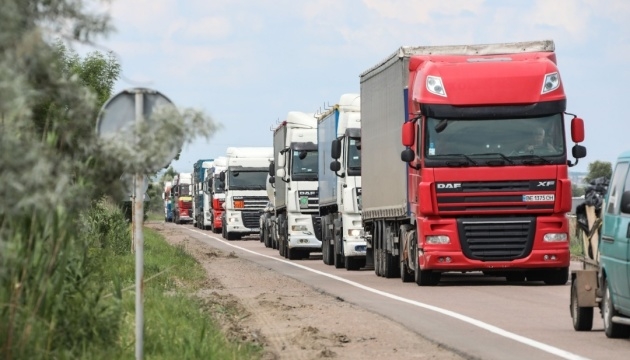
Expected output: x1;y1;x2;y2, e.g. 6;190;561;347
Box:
571;270;598;307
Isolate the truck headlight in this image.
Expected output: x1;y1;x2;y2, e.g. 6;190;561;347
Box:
426;76;447;97
291;225;308;232
541;72;560;94
347;229;363;237
426;235;450;244
543;233;567;242
228;217;238;223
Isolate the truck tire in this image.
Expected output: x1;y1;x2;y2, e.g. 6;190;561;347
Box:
414;246;440;286
374;222;382;276
400;260;414;283
603;279;630;338
570;279;593;331
334;231;344;269
543;267;569;285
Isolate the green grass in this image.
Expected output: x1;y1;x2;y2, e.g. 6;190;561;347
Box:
95;227;262;359
146;211;165;222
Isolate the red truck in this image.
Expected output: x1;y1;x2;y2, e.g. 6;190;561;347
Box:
360;40;587;285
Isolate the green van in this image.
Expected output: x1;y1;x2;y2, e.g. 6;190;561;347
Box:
599;151;630;337
571;152;630;337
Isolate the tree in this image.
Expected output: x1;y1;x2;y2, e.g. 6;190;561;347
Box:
584;161;612;184
572;184;585;197
1;1;220;357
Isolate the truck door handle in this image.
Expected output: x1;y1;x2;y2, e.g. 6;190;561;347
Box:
602;235;615;243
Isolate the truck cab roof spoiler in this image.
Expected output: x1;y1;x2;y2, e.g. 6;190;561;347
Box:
361;40;555;79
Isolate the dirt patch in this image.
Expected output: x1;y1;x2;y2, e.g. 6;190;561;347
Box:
147;222;464;360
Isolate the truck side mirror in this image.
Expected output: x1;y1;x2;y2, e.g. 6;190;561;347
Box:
269;176;275;184
621;191;630;214
401;148;415;162
268;162;275;176
570;117;585;143
276;168;286;178
219;171;225;182
401;148;420;170
331;139;341;160
330;161;341;172
402;121;416;147
572;145;586;159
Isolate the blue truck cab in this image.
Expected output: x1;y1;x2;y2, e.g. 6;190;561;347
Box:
599;150;630;337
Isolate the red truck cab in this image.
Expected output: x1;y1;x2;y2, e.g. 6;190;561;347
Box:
397;41;586;285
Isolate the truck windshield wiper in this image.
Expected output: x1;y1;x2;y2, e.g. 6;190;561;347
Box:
439;153;478;166
516;154;552;165
469;152;514;165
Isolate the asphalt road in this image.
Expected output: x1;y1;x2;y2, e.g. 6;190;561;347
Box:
178;224;629;360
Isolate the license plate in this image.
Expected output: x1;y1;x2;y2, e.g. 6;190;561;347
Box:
522;194;554;202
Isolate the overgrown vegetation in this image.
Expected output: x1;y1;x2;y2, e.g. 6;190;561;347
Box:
0;1;228;358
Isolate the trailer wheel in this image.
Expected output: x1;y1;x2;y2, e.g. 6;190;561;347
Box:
570;279;593;331
373;221;381;276
603;279;630;338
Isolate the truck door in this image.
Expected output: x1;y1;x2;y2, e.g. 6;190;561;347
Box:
602;161;630;310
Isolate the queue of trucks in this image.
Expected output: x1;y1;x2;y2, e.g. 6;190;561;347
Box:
159;39;630;338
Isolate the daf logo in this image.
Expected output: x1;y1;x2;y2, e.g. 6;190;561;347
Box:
437;183;461;189
538;181;555;187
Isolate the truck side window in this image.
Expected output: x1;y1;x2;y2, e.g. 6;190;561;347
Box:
606;162;629;215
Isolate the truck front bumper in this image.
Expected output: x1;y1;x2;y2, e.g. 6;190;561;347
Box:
343;236;367;257
419;248;570;271
288;233;321;250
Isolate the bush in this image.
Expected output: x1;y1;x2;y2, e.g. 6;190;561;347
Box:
0;207;123;359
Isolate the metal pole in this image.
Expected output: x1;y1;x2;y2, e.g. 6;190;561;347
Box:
134;90;145;360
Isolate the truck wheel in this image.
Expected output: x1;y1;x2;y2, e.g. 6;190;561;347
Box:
345;257;361;271
414;247;440;286
374;222;382;276
334;235;344;269
543;267;569;285
226;232;237;241
603;279;630;338
400;260;414;283
570;279;593;331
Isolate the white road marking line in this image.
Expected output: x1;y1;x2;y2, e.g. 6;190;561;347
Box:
186;227;590;360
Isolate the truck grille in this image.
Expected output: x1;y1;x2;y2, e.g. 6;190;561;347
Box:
242;211;260;229
298;190;319;214
457;217;535;261
231;196;266;229
436;180;556;213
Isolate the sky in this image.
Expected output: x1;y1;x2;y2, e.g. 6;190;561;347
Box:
90;0;630;174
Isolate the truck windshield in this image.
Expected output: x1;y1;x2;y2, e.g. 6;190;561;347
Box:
424;114;565;167
228;170;267;190
178;184;191;196
347;138;361;171
292;150;318;181
213;175;225;193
